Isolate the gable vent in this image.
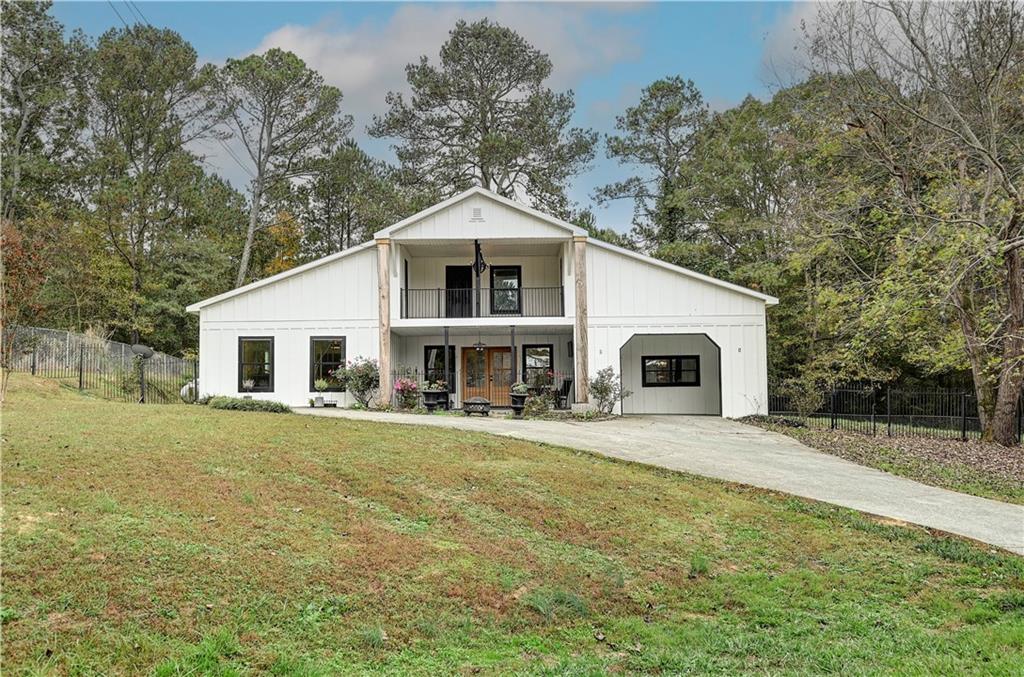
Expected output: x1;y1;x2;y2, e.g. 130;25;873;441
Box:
470;207;484;222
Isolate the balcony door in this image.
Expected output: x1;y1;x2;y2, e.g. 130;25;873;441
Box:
462;347;512;406
445;265;473;318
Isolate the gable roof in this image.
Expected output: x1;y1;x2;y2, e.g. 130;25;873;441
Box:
185;241;375;313
373;186;586;239
589;238;779;306
186;187;777;313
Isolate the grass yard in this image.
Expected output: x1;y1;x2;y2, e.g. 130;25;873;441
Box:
3;374;1024;675
747;418;1024;505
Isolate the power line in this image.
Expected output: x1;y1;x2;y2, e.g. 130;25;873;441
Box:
105;0;130;29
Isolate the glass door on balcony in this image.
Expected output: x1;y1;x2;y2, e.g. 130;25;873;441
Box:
490;265;521;315
445;265;473;318
462;347;512;406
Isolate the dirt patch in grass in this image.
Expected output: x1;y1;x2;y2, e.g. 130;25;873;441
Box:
745;417;1024;504
4;374;1024;675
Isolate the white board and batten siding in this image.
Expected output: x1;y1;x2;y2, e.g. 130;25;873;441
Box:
196;247;380;406
586;244;770;418
390;193;572;241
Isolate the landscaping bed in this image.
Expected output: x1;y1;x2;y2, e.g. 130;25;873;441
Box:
744;416;1024;504
4;374;1023;674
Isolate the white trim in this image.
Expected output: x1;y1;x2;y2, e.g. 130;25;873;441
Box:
185;241;376;313
372;186;586;239
587;238;779;305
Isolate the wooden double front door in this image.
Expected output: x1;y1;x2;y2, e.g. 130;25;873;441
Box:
462;347;512;406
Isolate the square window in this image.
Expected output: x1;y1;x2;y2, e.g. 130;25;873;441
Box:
522;344;553;387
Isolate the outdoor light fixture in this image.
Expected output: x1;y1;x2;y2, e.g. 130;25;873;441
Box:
473;329;486;353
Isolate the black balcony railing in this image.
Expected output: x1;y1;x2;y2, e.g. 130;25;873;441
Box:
400;287;565;319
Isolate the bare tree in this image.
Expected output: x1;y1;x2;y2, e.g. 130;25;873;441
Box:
809;1;1024;445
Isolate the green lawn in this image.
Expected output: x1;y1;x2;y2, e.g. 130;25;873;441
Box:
3;375;1024;675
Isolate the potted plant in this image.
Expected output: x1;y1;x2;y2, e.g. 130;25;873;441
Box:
421;379;448;413
510;381;529;418
313;378;329;407
241;378;255;399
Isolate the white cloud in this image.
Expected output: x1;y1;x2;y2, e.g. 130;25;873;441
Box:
251;3;642;133
759;1;819;89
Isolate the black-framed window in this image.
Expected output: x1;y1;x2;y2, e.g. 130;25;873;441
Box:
239;337;274;392
523;344;554;387
642;355;700;387
424;345;455;384
310;336;346;391
490;265;522;314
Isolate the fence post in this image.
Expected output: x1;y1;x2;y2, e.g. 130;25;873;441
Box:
886;388;892;437
78;345;84;390
830;388;836;430
30;347;37;376
139;359;146;404
960;391;968;441
871;389;876;437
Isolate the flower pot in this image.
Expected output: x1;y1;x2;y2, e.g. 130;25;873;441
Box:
510;392;528;418
422;389;447;413
314;395;324;407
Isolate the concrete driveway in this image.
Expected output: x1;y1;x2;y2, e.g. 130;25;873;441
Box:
296;408;1024;555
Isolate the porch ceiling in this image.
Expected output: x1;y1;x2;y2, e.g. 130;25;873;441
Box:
399;240;564;258
391;323;573;336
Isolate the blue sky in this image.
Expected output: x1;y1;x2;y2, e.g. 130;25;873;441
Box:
53;1;807;232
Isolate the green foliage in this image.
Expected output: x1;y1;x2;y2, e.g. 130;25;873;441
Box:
207;396;291;413
523;392;553;418
331;357;379;407
369;18;596;217
590;366;631;414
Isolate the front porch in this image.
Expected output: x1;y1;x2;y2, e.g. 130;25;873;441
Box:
389;325;575;410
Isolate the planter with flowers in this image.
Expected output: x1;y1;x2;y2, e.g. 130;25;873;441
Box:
394;377;420;410
510;381;529;418
313;379;330;407
421;379;448;413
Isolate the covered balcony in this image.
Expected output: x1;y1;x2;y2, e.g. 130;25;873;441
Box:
395;239;571;320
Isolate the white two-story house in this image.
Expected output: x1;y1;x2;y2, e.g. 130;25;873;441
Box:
186;187;777;416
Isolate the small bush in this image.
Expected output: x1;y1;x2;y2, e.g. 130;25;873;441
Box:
207;396;290;413
524;391;554;418
590;366;631;414
332;357;379;407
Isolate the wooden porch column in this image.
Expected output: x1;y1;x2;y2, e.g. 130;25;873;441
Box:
573;235;589;404
377;238;392;405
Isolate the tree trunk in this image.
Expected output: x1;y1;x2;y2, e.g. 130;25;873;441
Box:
988;245;1024;445
236;177;263;287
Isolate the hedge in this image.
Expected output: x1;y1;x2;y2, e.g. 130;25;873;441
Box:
207;396;291;413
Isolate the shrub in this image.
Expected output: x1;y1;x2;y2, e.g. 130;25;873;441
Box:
394;377;420;409
778;374;826;419
590;366;631;414
331;357;379;407
524;391;553;418
207;396;290;413
511;381;529;395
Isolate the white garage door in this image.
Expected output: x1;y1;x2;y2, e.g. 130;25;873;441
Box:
619;334;722;415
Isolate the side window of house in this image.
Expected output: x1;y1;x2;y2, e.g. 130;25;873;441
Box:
641;355;700;387
523;344;554;387
310;337;346;391
424;345;455;383
239;337;274;392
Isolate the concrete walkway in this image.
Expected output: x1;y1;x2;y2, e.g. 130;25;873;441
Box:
296;408;1024;555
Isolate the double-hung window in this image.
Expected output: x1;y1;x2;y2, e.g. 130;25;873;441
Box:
239;337;274;392
310;337;346;391
641;355;700;387
423;345;455;385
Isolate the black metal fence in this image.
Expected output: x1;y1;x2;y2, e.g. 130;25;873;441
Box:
400;287;565;319
390;367;574;409
6;326;198;404
768;385;1023;443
